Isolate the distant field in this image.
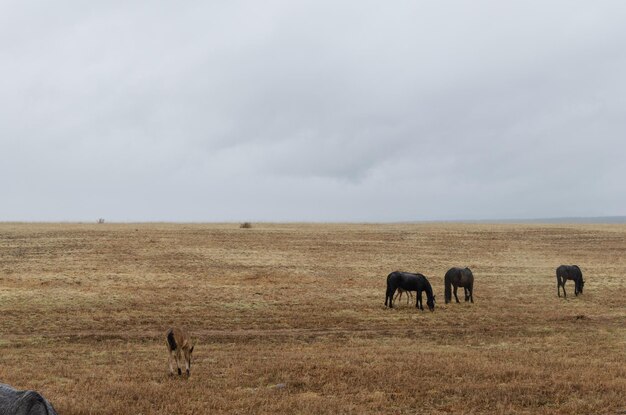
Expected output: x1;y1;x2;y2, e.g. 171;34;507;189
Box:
0;223;624;414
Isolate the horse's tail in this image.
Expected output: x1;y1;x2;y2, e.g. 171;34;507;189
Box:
556;266;566;283
385;272;398;307
385;274;392;306
444;271;451;303
166;329;177;351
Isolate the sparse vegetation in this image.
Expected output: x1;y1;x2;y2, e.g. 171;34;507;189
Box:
240;222;252;228
0;223;624;414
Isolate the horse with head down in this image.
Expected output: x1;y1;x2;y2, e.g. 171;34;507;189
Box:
556;265;584;298
444;267;474;304
385;271;435;311
166;327;195;377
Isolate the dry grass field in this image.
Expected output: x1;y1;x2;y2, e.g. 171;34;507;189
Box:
0;222;624;414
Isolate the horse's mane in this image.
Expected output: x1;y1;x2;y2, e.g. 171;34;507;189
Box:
422;276;434;299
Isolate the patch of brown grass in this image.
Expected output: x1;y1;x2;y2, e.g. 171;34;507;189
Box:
0;223;625;414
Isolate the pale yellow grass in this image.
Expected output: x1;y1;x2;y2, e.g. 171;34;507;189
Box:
0;223;625;414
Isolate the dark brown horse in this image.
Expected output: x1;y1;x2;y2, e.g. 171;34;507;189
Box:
444;267;474;304
166;327;195;377
556;265;584;298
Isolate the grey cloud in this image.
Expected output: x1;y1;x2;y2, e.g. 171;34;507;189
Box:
1;0;625;221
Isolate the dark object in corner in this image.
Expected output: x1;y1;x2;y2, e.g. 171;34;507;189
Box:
0;383;58;415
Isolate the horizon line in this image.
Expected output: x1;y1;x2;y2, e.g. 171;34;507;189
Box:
1;215;625;225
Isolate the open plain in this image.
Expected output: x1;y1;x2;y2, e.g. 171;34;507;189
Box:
0;222;624;414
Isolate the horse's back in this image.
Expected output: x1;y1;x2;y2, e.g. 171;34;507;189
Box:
387;271;410;288
398;272;427;290
557;265;581;280
445;267;465;278
446;267;473;285
444;267;458;279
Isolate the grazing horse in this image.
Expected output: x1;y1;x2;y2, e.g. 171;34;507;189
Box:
385;271;436;311
556;265;584;298
0;383;58;415
444;267;474;304
394;287;413;306
166;327;195;377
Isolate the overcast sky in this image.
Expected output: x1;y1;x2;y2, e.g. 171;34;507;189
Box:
1;1;625;222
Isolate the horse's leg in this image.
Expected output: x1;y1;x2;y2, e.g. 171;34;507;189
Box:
469;284;474;303
562;280;567;298
574;279;579;296
168;350;175;376
407;290;412;305
453;285;460;303
557;276;561;297
464;287;469;302
418;291;424;310
394;290;401;305
175;350;182;376
386;286;396;308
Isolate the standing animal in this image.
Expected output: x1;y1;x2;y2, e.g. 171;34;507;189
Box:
394;287;413;305
385;271;436;311
166;327;195;377
556;265;584;298
444;267;474;304
0;383;57;415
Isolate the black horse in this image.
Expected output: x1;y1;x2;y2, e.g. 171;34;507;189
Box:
444;267;474;304
556;265;584;298
385;271;435;311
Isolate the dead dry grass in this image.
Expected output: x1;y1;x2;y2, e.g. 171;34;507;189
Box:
0;222;624;414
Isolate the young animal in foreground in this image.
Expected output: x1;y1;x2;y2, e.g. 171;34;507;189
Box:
166;327;195;377
394;287;413;305
0;383;57;415
385;271;436;311
556;265;584;298
444;267;474;304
